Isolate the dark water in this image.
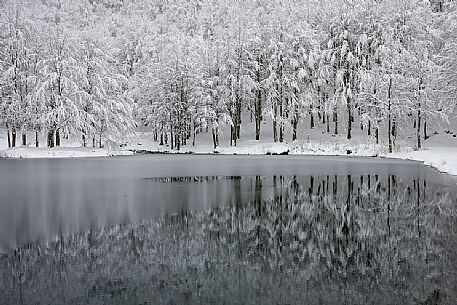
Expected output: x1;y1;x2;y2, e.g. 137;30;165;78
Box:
0;155;457;304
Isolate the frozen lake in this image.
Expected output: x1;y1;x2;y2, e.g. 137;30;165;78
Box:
1;155;457;304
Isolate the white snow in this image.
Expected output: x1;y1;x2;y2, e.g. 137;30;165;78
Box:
388;147;457;177
0;147;133;159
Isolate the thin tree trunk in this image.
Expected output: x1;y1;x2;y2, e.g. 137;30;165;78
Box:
292;115;298;141
35;131;39;148
417;109;421;149
423;117;427;140
417;79;422;149
176;132;180;151
22;133;26;146
12;129;17;147
192;121;196;147
272;110;277;143
333;108;338;135
392;119;396;147
347;99;352;140
279;102;284;143
170;131;174;150
48;130;55;148
375;127;379;145
7;128;11;148
310;109;314;129
326;115;330;133
255;117;261;141
388;77;393;153
55;129;61;147
255;69;262;141
212;129;217;150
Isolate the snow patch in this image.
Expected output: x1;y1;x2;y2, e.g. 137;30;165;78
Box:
389;147;457;177
0;147;133;159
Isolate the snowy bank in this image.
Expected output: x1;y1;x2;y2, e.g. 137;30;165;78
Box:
0;147;133;159
127;138;457;176
1;140;456;178
388;147;457;177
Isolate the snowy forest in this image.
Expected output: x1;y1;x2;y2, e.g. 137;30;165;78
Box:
1;0;456;152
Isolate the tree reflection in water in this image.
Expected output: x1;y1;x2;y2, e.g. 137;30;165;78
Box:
1;175;456;305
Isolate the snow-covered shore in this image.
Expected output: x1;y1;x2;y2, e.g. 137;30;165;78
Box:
1;139;456;177
388;147;457;177
125;138;457;176
0;147;133;159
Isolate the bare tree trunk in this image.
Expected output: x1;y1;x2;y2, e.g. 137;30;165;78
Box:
55;129;61;147
176;132;180;151
273;114;277;142
417;109;421;149
388;77;393;153
279;102;284;143
388;118;392;153
423;116;428;140
255;116;261;141
333;107;338;135
255;66;262;141
417;78;423;149
7;128;11;148
170;131;174;150
310;108;314;129
192;123;197;146
375;127;379;145
212;129;217;150
326;115;330;133
35;131;39;148
392;119;397;147
48;130;55;148
347;99;352;140
12;129;17;147
82;134;86;147
292;114;298;141
22;133;27;146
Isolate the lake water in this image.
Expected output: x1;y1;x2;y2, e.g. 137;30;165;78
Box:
1;155;457;304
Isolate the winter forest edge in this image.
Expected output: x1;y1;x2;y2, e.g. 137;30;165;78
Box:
0;0;456;158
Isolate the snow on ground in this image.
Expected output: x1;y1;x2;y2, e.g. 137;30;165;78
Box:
126;129;457;176
1;113;457;175
0;147;133;159
389;147;457;177
1;135;456;176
